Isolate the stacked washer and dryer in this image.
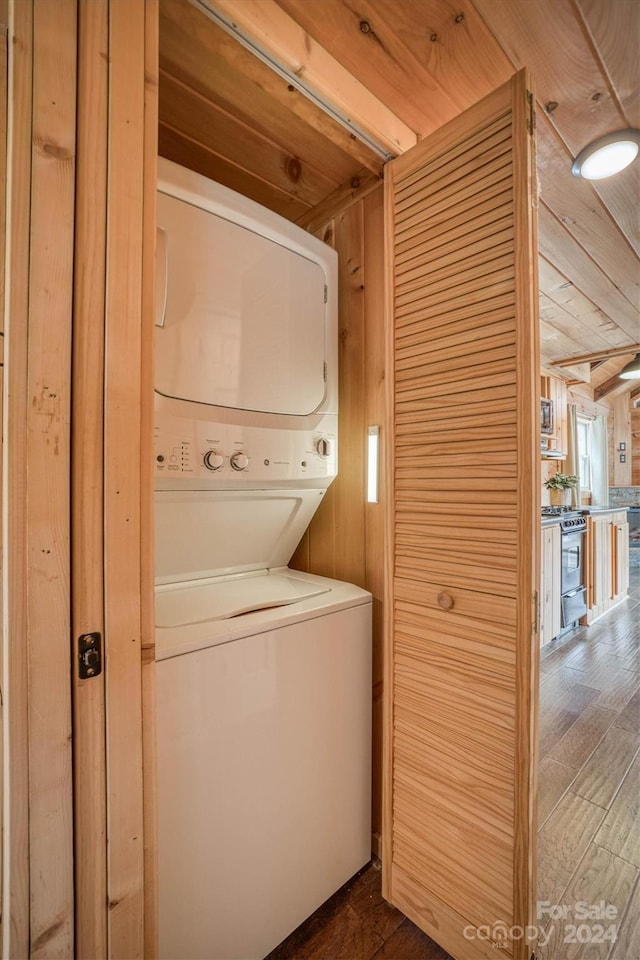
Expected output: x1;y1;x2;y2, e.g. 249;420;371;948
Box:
154;159;372;960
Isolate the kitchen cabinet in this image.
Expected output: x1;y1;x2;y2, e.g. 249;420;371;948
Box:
540;523;561;644
540;374;568;458
612;513;630;604
585;510;629;623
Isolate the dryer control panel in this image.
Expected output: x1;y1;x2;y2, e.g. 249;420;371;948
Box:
154;414;338;488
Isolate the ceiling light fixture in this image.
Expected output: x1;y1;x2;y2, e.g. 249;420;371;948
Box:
618;353;640;380
572;129;640;180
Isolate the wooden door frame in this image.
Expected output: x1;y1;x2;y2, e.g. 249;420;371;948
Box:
2;1;158;956
73;0;158;954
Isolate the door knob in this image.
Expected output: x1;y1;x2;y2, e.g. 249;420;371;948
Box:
437;592;455;611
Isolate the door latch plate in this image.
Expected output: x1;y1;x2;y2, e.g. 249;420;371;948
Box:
78;632;102;679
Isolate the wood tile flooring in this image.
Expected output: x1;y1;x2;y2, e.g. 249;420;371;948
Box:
266;566;639;960
536;564;640;960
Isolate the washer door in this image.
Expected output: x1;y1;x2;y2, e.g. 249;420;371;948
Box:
155;191;327;416
155;572;330;628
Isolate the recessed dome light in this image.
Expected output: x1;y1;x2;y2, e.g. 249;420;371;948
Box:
572;129;640;180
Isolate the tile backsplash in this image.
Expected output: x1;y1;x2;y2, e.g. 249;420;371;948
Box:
609;486;640;507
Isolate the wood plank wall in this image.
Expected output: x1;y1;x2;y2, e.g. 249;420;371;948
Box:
3;1;77;955
3;3;158;955
291;185;386;851
28;1;78;952
612;395;632;486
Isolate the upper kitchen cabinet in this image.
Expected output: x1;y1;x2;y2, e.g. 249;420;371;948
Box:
540;373;568;458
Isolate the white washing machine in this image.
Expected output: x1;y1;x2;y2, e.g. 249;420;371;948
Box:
154;160;372;960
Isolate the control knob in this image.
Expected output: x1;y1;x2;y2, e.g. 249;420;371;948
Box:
315;437;332;458
203;450;224;471
230;451;249;471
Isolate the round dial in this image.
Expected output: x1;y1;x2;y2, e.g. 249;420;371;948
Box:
230;451;249;471
203;450;224;471
316;437;331;458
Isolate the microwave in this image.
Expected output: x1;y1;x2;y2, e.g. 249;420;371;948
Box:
541;397;554;435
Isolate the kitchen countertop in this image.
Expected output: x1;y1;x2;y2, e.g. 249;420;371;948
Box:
581;506;630;515
540;507;631;525
541;516;562;527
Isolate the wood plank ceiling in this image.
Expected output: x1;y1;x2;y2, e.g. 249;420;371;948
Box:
158;0;640;400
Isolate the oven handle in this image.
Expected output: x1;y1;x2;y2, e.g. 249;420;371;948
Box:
563;586;586;599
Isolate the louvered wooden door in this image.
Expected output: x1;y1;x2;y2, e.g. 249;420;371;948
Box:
383;70;540;960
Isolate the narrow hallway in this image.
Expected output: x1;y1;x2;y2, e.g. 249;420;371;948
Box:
537;562;640;958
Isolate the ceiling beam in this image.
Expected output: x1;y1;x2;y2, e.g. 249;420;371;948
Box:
594;374;638;402
551;344;640;367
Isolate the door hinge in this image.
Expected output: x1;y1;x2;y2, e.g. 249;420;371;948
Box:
323;284;328;304
527;90;536;136
78;632;102;679
533;589;539;634
323;361;327;382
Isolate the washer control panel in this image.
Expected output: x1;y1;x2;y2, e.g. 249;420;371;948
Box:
154;415;338;484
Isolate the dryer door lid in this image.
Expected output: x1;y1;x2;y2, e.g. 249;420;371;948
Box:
155;192;327;416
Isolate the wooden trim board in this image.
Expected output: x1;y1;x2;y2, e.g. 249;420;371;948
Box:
2;1;34;953
72;3;109;956
104;1;147;954
141;0;159;954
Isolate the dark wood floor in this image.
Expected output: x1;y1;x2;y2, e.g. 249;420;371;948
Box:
267;563;640;960
265;860;453;960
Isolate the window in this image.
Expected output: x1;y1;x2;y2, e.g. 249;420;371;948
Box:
577;416;592;492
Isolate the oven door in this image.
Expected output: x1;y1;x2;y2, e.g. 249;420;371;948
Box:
561;530;584;595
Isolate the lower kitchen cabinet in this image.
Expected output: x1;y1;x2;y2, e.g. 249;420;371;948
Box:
585;510;629;623
612;514;630;603
540;523;561;644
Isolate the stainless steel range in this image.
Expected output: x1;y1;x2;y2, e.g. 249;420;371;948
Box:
542;508;588;629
